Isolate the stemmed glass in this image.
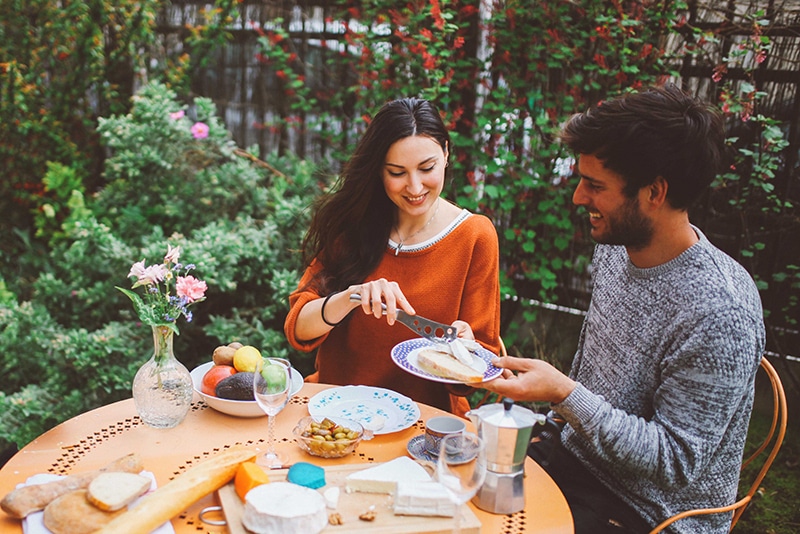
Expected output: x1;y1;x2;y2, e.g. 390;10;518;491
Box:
435;432;487;534
253;358;292;467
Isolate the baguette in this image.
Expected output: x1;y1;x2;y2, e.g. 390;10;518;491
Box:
0;453;143;519
417;348;483;383
95;446;256;534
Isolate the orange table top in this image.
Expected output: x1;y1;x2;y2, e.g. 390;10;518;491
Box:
0;383;573;533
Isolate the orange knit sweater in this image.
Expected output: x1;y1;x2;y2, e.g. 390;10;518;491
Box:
284;212;501;413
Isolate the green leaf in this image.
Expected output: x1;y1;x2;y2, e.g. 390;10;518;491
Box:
116;286;160;327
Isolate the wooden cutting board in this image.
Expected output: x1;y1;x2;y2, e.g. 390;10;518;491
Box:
218;463;481;533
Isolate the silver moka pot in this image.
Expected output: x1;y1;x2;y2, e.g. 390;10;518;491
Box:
466;398;561;514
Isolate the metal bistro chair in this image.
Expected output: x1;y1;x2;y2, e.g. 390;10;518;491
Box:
649;356;788;533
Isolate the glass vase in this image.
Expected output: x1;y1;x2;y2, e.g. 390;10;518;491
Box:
132;325;194;428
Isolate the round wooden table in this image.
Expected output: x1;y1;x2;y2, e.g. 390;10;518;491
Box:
0;383;573;533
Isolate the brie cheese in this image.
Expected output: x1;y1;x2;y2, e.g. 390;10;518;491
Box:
242;482;327;534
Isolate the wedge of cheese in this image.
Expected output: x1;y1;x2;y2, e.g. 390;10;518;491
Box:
344;457;430;495
394;481;457;517
417;348;483;383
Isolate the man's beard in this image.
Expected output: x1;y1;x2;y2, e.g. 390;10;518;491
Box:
592;195;654;250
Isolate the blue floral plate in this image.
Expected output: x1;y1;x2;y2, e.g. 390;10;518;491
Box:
307;385;420;435
390;338;501;384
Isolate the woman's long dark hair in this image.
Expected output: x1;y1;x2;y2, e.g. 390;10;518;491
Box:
301;98;450;295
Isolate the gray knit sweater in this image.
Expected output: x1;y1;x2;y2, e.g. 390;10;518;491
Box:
553;227;765;533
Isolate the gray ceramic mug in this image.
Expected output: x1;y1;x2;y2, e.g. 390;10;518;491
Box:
424;416;466;455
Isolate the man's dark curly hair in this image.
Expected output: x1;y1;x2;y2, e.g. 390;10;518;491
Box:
560;84;726;210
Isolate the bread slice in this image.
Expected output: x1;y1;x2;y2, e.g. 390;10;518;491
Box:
0;452;143;519
417;348;483;383
87;472;151;511
43;489;123;534
95;446;256;534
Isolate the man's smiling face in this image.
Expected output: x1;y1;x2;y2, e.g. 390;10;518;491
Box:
572;153;654;250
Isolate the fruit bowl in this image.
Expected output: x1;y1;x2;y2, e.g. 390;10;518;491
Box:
190;362;304;418
293;416;372;458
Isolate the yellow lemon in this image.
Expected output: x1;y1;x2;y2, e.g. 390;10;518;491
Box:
233;345;262;372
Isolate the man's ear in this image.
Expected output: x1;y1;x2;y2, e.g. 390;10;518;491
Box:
646;176;669;207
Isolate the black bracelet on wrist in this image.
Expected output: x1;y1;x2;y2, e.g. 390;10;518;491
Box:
320;292;344;327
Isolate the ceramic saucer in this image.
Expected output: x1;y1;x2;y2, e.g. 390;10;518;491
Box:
406;435;478;465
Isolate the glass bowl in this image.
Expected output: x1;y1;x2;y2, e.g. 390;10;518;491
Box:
293;416;373;458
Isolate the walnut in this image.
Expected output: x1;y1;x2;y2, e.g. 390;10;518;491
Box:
328;512;343;525
358;509;377;521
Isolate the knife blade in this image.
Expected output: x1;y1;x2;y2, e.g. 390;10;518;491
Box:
348;293;457;343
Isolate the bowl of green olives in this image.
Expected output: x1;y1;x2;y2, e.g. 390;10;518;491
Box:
293;416;373;458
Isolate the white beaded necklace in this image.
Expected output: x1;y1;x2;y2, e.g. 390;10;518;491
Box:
394;197;441;256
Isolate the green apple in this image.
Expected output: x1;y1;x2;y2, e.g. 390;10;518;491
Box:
261;361;287;394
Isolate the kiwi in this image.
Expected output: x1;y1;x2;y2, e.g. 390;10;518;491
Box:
212;345;236;366
215;372;255;400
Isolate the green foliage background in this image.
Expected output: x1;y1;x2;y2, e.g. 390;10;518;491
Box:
0;1;797;530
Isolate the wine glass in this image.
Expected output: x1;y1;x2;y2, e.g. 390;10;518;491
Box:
435;432;487;534
253;358;292;467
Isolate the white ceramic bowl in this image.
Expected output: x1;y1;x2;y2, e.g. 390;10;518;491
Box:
190;361;303;418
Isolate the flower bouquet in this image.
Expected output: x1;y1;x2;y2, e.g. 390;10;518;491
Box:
118;245;207;428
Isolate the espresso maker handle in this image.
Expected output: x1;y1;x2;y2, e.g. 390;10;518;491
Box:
528;415;564;467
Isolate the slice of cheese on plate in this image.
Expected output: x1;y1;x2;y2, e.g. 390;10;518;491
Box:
344;456;430;495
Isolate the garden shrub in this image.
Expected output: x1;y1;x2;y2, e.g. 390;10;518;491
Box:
0;81;318;450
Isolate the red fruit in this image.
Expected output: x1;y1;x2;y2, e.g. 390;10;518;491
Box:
202;365;237;396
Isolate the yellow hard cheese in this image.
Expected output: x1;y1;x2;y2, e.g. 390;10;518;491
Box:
234;462;270;501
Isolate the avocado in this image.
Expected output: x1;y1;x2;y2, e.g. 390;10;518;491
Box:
215;372;255;400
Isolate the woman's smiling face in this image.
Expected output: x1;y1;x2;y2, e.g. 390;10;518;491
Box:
382;135;447;218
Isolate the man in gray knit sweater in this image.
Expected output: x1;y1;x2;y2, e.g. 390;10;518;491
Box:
482;85;765;533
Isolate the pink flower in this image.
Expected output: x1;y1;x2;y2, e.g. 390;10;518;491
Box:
191;122;209;139
131;263;168;287
176;276;208;303
128;260;147;279
170;110;185;120
164;245;181;264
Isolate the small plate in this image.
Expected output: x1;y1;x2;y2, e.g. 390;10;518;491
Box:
407;434;478;465
390;338;501;384
308;385;420;435
190;362;304;418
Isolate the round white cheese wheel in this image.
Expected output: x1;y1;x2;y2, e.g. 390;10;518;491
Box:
242;482;327;534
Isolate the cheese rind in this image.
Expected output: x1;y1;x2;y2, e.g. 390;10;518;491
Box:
242;482;327;534
344;457;431;495
394;481;457;517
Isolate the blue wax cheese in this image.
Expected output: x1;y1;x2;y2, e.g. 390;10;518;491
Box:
287;462;325;489
393;480;457;517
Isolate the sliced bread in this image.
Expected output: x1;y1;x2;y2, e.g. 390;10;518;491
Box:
417;348;483;383
43;489;124;534
86;472;151;511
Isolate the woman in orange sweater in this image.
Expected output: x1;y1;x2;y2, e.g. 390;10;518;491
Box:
284;98;501;414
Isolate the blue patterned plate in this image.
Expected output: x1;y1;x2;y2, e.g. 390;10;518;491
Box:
307;386;421;435
390;338;501;384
